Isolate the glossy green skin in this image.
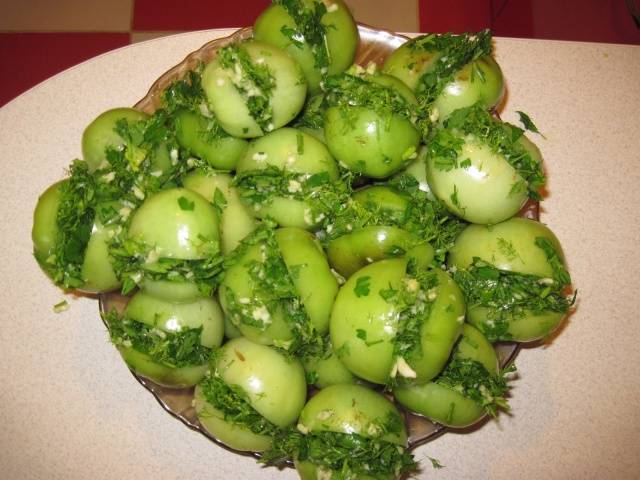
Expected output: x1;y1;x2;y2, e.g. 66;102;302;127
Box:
327;226;419;278
449;218;568;342
254;0;358;93
118;347;208;387
426;133;528;224
32;180;120;292
140;279;203;302
32;181;63;270
394;324;498;428
302;347;356;389
202;41;307;138
330;259;464;384
433;57;504;120
324;105;420;179
382;40;504;120
392;145;436;201
449;218;566;277
220;227;338;347
82;108;148;172
117;292;224;387
174;110;248;170
352;185;409;218
182;170;257;254
236;127;339;229
128;188;219;260
81;216;120;292
193;384;273;452
216;337;307;427
298;384;407;446
223;315;243;339
124;291;225;347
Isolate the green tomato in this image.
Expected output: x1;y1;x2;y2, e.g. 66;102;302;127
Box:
220;227;337;348
394;324;498;428
449;218;569;342
182;170;257;254
330;259;464;384
202;41;307;138
80;214;120;292
117;347;208;388
432;56;504;121
327;225;420;278
382;37;504;120
302;345;356;389
449;218;565;277
140;279;203;302
392;145;436;200
426;132;528;224
116;292;224;387
128;188;219;260
223;315;243;339
173;109;248;170
351;185;409;219
236;127;339;229
297;384;407;446
124;291;225;348
254;0;358;93
193;385;273;452
82;108;148;172
324;105;420;179
32;181;120;292
216;337;307;427
32;180;63;272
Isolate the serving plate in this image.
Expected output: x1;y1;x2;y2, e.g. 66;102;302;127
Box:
99;23;533;463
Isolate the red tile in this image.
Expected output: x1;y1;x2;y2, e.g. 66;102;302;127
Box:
133;0;272;31
419;0;492;33
0;33;130;107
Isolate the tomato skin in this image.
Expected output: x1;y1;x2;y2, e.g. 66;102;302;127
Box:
216;338;307;427
182;170;257;254
82;108;148;172
173;109;248;170
394;324;498;428
202;41;307;138
254;0;358;93
324;105;420;179
298;384;407;446
449;218;570;342
32;180;64;273
302;346;356;389
235;127;339;229
426;133;528;224
127;188;219;260
330;259;464;385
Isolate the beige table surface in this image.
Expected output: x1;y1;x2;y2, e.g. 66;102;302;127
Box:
0;29;639;480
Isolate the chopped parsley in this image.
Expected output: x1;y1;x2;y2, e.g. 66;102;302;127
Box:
274;0;331;72
516;110;544;137
104;309;212;368
353;275;371;297
429;104;546;200
218;43;276;133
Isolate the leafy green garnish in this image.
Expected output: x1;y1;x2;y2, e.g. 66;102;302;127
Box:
199;373;281;437
262;430;417;478
429;104;546;200
353;276;371;297
436;357;514;417
218;44;276;133
411;30;493;108
178;196;195;211
274;0;331;72
516;110;544;137
104;309;211;368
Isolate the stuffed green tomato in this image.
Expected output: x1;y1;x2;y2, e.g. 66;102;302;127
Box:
289;384;416;479
449;218;574;342
382;30;504;122
330;257;465;385
105;290;225;387
394;324;511;427
254;0;358;93
194;337;306;451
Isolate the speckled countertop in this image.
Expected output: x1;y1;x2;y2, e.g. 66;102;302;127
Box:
0;29;638;479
